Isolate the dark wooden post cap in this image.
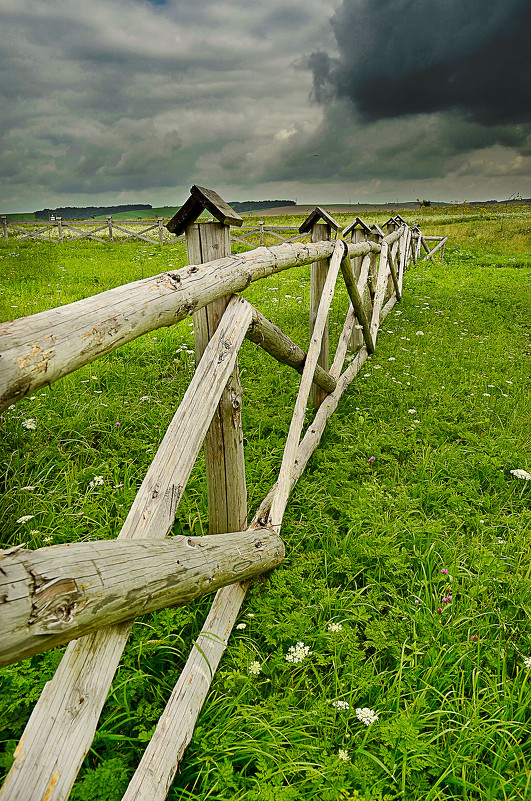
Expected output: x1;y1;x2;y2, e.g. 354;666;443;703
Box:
342;216;372;238
299;206;341;234
166;185;244;235
370;223;385;238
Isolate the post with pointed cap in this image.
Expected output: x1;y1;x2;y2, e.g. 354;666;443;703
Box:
166;186;247;536
299;207;340;408
342;216;372;353
1;216;7;244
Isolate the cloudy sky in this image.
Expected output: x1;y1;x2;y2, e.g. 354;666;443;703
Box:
1;0;529;212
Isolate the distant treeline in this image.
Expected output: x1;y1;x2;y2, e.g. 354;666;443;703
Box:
34;204;153;221
229;200;296;213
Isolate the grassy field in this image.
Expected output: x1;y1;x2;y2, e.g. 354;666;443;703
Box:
0;205;530;800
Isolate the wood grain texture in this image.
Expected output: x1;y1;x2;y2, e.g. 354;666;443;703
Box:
0;530;284;668
0;296;252;801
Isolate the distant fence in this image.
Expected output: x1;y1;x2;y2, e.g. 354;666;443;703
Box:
1;214;446;257
0;186;446;801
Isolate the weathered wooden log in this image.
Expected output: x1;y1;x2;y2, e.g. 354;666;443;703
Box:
246;304;337;393
339;251;375;354
0;240;341;412
387;247;401;301
0;530;284;668
269;240;347;531
0;296;252;801
422;236;448;261
309;222;332;408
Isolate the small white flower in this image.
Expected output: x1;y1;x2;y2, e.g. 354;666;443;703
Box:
388;357;396;361
43;536;53;543
285;641;312;663
415;331;424;336
88;475;105;489
246;613;255;618
22;418;37;430
524;656;531;669
19;486;36;491
139;396;151;402
331;700;350;711
483;393;491;397
356;707;379;726
497;537;505;545
408;409;417;414
510;469;531;481
327;622;343;633
338;749;350;762
16;514;35;524
30;529;40;535
236;623;246;630
248;661;262;675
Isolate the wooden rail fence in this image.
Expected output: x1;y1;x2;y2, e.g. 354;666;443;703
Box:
0;185;444;801
1;213;446;258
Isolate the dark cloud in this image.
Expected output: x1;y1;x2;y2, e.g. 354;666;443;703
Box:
311;0;531;126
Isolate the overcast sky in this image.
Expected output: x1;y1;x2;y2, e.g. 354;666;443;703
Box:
1;0;529;212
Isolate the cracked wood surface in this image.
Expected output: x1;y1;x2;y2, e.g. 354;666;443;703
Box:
0;530;284;668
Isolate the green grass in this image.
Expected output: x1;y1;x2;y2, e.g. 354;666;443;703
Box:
1;206;530;800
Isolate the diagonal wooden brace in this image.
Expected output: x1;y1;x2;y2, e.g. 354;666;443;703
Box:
340;250;375;354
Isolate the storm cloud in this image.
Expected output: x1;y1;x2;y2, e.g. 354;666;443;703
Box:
311;0;531;126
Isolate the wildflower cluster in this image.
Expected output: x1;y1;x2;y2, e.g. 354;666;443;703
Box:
510;469;531;481
355;707;379;726
88;475;104;490
22;418;37;430
285;642;312;663
327;622;343;633
331;700;350;711
248;661;262;675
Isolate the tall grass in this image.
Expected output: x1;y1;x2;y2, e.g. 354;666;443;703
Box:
0;206;530;800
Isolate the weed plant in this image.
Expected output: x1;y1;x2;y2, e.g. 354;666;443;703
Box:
0;206;530;800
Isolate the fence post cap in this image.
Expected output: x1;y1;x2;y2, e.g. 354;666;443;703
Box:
370;223;385;238
166;185;243;235
342;216;372;237
299;206;341;234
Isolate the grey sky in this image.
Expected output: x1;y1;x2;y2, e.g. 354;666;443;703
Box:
1;0;529;212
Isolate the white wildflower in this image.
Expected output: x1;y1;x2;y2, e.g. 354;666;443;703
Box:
19;486;36;491
331;700;350;711
22;418;37;430
327;622;343;633
388;357;396;361
338;749;350;762
236;623;247;630
355;707;379;726
16;515;34;524
43;536;53;543
285;641;312;663
524;656;531;669
510;469;531;481
415;331;424;336
248;661;262;675
408;409;417;414
246;613;255;618
88;475;105;489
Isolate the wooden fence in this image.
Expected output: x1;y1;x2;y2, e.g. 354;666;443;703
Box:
1;213;446;257
0;186;444;801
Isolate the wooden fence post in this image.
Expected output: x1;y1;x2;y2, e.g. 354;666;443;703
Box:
107;216;114;243
167;185;247;534
259;220;264;246
57;217;63;243
299;207;340;408
1;216;7;243
158;217;164;246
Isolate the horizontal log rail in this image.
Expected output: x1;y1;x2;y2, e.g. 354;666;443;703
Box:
0;237;388;412
0;529;284;668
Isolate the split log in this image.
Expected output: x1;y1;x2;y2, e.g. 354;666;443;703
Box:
0;530;284;668
246;304;336;393
309;222;332;408
268;240;347;530
339;251;375;353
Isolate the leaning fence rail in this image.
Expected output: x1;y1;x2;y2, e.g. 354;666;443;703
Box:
0;186;443;801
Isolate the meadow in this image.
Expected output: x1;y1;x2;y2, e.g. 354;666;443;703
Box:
0;204;530;800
